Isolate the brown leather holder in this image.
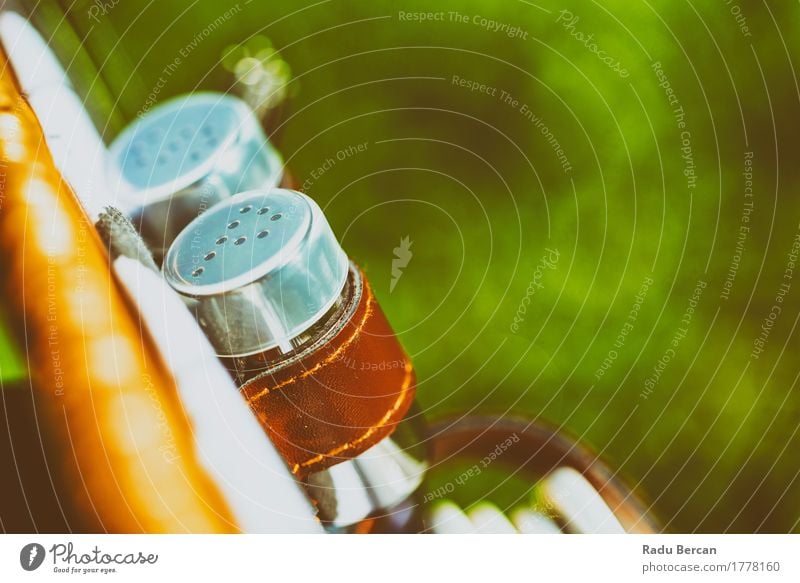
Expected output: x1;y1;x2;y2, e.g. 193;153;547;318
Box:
240;269;417;478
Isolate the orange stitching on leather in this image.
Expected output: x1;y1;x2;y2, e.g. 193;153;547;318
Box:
292;360;415;474
245;288;375;402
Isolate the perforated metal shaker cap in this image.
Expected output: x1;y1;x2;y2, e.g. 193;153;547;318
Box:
163;189;349;357
108;92;283;258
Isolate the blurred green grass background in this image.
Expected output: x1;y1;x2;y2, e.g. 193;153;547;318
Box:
8;0;800;532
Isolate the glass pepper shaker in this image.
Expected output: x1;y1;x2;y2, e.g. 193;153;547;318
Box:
163;188;428;531
108;93;284;263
